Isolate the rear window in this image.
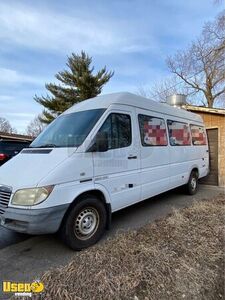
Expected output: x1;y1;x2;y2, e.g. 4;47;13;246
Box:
190;125;207;145
0;141;29;152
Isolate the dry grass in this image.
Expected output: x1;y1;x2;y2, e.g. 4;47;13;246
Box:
34;194;225;300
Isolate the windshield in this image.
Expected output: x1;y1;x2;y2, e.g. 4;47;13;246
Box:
30;109;105;148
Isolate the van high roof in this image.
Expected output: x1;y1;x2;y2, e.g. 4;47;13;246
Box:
64;92;202;123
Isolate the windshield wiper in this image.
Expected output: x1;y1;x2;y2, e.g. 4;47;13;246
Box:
35;144;57;148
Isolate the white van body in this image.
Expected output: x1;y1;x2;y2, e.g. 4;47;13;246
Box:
0;93;209;246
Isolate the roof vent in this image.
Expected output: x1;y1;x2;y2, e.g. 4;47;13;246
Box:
166;94;187;108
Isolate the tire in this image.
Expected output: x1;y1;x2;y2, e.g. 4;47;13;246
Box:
186;170;198;195
60;195;107;250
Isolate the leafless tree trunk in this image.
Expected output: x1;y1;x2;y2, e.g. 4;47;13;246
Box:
138;75;206;105
167;12;225;108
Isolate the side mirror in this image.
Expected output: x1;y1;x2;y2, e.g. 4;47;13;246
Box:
87;131;109;152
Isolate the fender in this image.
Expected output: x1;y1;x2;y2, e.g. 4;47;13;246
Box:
59;181;112;230
188;164;199;178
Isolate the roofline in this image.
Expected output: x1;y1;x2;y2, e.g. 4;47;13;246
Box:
64;92;203;123
186;105;225;116
0;132;33;141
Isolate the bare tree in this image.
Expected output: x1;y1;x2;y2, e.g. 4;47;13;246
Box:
138;76;206;106
140;76;201;102
149;77;184;103
26;116;45;138
0;117;16;134
167;11;225;108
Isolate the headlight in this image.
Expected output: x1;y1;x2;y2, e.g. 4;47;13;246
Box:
12;186;54;206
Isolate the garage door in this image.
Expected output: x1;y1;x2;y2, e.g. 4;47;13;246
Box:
201;128;219;186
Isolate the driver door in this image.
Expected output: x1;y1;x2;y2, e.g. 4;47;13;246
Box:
93;107;141;212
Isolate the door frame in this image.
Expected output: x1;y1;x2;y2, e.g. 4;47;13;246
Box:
205;127;219;186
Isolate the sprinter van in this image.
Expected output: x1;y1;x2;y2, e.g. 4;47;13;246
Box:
0;93;209;250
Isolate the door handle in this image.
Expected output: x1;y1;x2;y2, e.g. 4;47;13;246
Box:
128;155;137;159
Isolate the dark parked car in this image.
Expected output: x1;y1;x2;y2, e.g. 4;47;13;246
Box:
0;140;31;166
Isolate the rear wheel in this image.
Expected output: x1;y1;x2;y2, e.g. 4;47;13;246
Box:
60;195;107;250
186;170;198;195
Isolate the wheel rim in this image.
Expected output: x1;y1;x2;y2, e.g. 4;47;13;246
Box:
74;207;99;240
191;177;197;190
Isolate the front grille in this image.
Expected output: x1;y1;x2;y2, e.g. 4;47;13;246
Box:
0;186;12;215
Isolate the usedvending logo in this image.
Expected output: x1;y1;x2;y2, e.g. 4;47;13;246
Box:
2;280;44;297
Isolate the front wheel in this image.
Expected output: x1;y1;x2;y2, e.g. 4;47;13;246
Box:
186;171;198;195
60;196;107;250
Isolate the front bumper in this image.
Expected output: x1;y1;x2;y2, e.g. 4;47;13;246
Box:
0;204;69;234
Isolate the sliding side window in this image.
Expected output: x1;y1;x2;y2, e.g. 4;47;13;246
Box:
138;114;168;146
167;120;191;146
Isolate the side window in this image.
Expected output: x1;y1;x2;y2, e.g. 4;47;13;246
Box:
167;120;191;146
190;125;207;145
138;114;167;146
98;113;132;149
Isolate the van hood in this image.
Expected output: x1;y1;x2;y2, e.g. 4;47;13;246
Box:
0;148;77;192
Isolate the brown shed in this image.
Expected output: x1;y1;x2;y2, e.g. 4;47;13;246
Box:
186;105;225;187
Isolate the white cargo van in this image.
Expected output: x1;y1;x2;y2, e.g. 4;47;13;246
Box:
0;93;209;250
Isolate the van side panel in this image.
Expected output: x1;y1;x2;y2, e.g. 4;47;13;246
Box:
136;108;170;200
167;117;193;188
168;117;209;189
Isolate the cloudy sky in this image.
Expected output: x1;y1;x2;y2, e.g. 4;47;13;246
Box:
0;0;222;133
